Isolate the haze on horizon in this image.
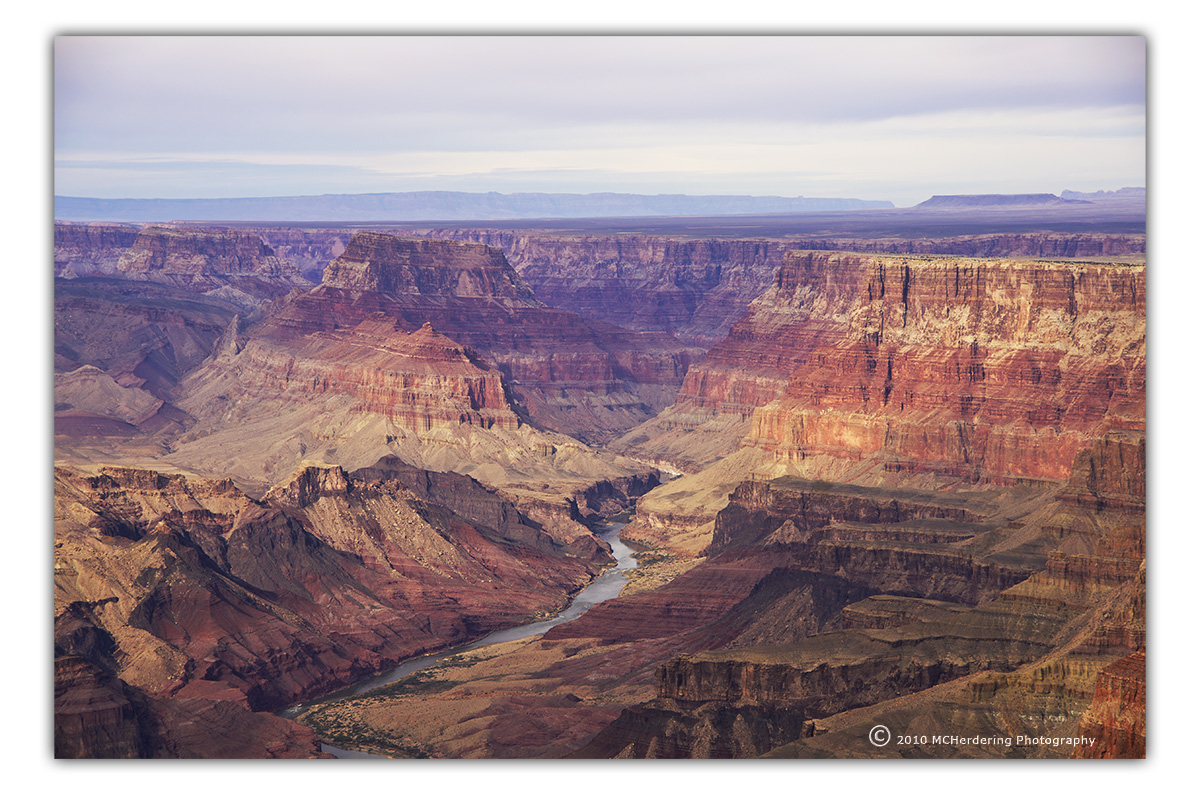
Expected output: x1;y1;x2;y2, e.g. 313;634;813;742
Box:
54;36;1146;209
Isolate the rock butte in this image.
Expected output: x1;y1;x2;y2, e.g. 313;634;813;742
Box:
254;232;700;446
53;218;1145;759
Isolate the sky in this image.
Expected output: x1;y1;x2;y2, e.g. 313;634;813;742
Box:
53;35;1146;208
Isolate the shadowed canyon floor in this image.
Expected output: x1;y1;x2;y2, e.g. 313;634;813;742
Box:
53;213;1145;758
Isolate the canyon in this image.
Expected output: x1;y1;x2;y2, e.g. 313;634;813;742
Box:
54;459;610;757
53;201;1146;759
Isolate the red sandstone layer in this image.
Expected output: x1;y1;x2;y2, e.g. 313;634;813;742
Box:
227;315;521;433
725;252;1145;483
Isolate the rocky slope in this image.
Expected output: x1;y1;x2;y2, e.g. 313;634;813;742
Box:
54;222;142;278
114;226;311;308
54;278;238;399
296;471;1043;757
240;227;353;282
54;226;317;461
303;247;1145;760
609;251;1144;672
231;227;1146;348
59;223;1145;334
252;232;699;445
572;430;1144;758
147;235;671;498
53;457;609;757
1073;650;1146;758
204;315;520;434
162;315;661;506
303;425;1143;759
426;233;789;346
55;230;669;503
54;278;242;467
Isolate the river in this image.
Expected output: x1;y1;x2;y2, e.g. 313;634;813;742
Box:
279;518;638;758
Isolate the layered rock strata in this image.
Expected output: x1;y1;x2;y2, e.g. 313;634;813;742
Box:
400;229;1145;346
117;225;302;283
240;240;1145;760
739;252;1144;484
1073;650;1146;758
51;217;1147;760
54;278;238;399
311;467;1058;758
115;226;311;307
625;250;1144;477
258;232;698;444
242;227;353;282
208;315;520;434
54;226;317;456
53;275;252;469
303;425;1143;760
222;228;1144;349
54;222;142;278
574;430;1144;759
63;224;1141;347
53;282;245;469
166;307;663;497
54;458;608;757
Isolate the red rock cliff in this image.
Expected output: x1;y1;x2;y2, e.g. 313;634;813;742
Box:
261;232;698;443
225;315;521;433
723;251;1145;484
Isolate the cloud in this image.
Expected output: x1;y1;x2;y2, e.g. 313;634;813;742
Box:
53;35;1146;203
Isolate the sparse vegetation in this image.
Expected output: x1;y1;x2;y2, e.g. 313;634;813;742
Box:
299;703;438;758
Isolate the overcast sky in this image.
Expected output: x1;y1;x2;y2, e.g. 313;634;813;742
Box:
53;35;1145;207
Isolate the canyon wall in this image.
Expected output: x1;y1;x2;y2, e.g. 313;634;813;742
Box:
54;279;238;407
54;223;142;277
54;458;607;757
739;252;1145;484
52;219;1147;760
631;250;1144;479
54;226;318;447
214;317;521;434
397;229;1145;347
241;227;352;282
114;226;311;307
257;232;699;444
574;428;1145;758
56;222;1145;350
